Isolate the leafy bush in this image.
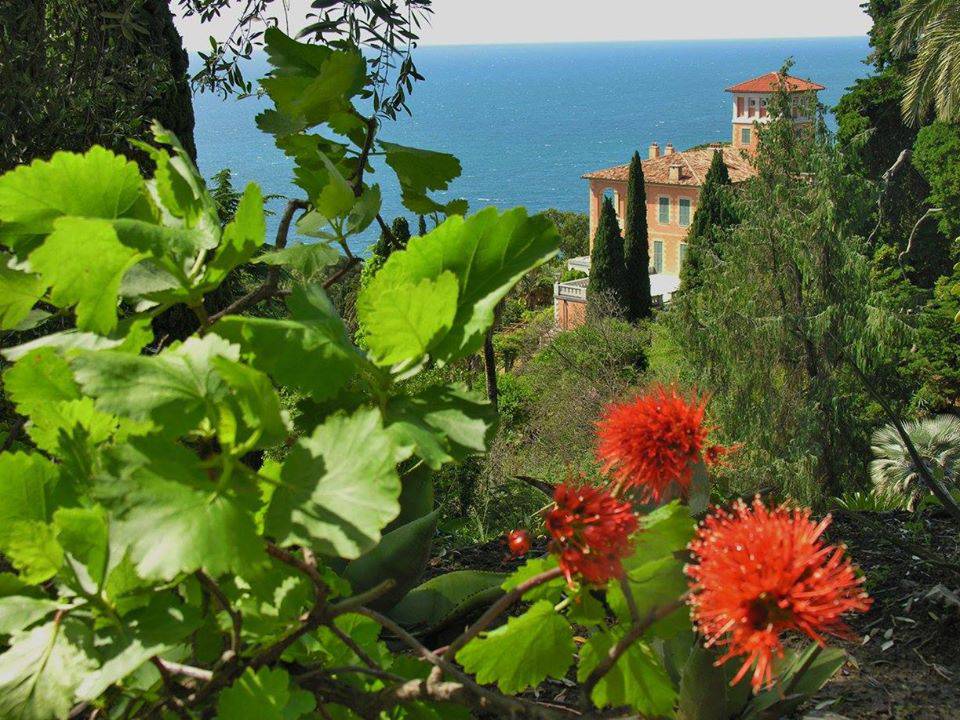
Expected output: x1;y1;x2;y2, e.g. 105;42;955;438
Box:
542;208;590;258
0;31;869;720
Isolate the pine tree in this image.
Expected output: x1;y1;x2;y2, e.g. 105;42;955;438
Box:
679;149;738;292
588;196;628;318
623;151;652;321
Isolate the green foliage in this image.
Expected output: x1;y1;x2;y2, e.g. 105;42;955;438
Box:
623;151;653;321
666;91;904;501
0;25;563;720
678;149;738;294
542;208;590;259
456;600;575;694
913;121;960;238
587;196;628;319
869;414;960;509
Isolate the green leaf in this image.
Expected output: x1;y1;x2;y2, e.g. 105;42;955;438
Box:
2;318;152;362
385;384;496;469
359;271;458;366
76;595;201;701
343;511;438;611
0;453;59;545
388;570;506;632
3;347;80;417
500;555;565;603
0;618;97;720
54;507;109;593
743;645;847;720
379;141;465;215
265;408;401;559
71;334;240;437
0;263;45;330
577;628;676;715
259;28;366;133
28;217;144;334
217;667;316;720
213;284;359;402
212;357;290;451
359;208;558;363
457;599;574;694
95;436;264;581
254;242;340;280
0;146;148;244
0;597;62;636
4;521;64;585
313;153;355;221
204;183;266;287
347;184;381;235
678;645;751;720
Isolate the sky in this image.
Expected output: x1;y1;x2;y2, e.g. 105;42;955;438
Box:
174;1;872;50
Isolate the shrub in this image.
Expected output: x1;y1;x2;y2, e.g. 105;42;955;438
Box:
870;415;960;509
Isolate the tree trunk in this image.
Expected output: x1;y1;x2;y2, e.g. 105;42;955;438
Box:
140;0;198;161
483;329;498;412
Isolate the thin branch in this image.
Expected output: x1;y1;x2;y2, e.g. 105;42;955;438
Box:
154;659;214;683
208;198;309;323
266;542;330;594
322;256;361;289
618;576;640;623
330;579;396;616
837;345;960;525
440;567;564;662
867;148;912;247
898;206;943;268
326;622;380;670
580;599;686;705
195;570;242;657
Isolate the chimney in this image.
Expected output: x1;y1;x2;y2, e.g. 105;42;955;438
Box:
709;142;723;153
668;163;682;182
664;142;675;155
648;142;660;159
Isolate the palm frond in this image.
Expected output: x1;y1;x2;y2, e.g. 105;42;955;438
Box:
894;0;960;124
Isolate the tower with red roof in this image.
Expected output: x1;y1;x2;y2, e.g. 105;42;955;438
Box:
725;72;825;152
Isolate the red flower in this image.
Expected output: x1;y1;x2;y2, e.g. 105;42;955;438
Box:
506;529;531;557
596;385;718;501
545;483;638;586
685;498;871;692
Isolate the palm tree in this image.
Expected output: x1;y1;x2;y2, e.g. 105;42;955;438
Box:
869;414;960;509
893;0;960;124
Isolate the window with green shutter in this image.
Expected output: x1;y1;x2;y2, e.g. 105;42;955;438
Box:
658;196;670;224
653;240;664;272
679;198;691;226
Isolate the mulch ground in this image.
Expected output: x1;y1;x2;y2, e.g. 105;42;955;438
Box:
427;509;960;719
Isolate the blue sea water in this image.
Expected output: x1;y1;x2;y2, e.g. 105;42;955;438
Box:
192;37;871;253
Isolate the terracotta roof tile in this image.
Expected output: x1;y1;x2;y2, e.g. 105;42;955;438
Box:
582;147;756;187
725;72;825;93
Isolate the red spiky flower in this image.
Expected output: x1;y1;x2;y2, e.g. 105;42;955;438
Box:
596;385;719;501
506;529;531;557
685;498;871;692
545;482;638;586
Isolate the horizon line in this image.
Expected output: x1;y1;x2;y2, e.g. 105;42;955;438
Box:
184;34;867;53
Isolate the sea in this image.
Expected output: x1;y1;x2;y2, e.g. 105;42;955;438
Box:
191;37;871;254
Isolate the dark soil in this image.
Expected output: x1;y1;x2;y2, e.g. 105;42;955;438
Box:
429;510;960;720
801;509;960;720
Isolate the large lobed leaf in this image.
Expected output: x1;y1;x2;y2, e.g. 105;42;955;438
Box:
357;207;559;367
456;599;574;694
265;408;403;559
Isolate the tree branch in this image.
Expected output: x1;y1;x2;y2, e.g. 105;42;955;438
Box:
580;598;686;705
208;198;309;324
195;570;242;657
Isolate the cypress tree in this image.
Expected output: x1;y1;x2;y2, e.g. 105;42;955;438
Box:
588;196;628;318
623;151;652;321
418;214;428;236
680;149;738;292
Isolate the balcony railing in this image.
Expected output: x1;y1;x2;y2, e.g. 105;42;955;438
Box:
554;277;588;301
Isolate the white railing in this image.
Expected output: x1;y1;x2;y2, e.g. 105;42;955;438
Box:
554;278;589;301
